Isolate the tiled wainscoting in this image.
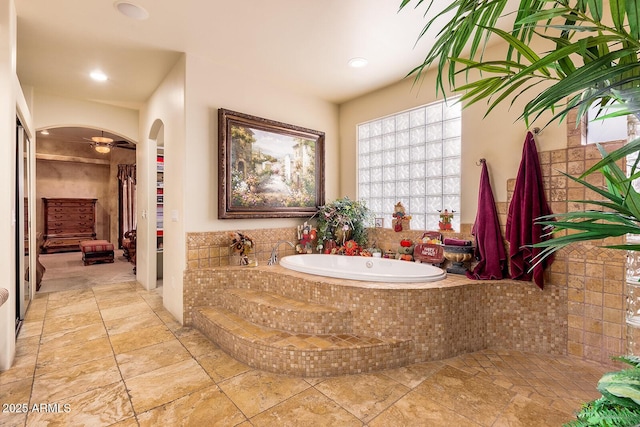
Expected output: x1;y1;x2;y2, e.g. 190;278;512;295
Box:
186;228;298;269
185;226;475;270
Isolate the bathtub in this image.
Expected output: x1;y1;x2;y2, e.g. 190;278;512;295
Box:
279;254;446;283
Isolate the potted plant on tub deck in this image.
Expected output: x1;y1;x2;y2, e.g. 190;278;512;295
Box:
314;197;371;254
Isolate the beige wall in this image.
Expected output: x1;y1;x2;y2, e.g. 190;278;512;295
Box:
31;92;139;142
338;41;567;224
184;54;340;231
0;0;27;371
0;0;38;372
139;56;186;320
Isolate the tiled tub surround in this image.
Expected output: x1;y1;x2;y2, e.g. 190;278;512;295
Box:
184;113;631;371
187;228;298;269
186;227;474;270
184;265;566;377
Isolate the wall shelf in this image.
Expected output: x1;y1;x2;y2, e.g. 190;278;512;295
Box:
157;148;164;252
157;147;164;280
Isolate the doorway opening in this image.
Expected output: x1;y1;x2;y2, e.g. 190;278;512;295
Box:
34;126;137;293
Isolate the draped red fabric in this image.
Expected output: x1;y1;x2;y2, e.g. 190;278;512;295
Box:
505;132;554;289
466;160;508;280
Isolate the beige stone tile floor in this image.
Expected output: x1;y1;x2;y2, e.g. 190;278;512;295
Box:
1;253;614;426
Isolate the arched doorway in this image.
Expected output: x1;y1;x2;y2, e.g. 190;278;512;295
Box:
34;126;137;292
145;119;164;290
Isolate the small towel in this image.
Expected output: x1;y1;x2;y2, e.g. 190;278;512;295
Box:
467;161;508;280
505;132;554;289
444;238;472;246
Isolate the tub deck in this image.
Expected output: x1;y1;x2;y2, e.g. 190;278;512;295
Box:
184;265;567;377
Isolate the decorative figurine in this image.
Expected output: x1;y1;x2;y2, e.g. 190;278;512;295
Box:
296;222;317;254
396;239;414;261
392;202;412;232
229;231;254;266
438;209;455;231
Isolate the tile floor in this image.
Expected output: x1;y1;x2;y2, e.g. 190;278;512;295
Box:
36;251;138;294
1;254;614;426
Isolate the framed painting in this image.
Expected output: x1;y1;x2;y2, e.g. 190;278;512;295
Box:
218;108;325;219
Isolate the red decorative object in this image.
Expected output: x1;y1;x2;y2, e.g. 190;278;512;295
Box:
296;222;317;254
323;240;338;254
400;239;413;247
413;243;445;264
344;240;360;256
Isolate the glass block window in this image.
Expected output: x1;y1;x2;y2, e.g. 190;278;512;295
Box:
586;102;627;144
358;98;461;231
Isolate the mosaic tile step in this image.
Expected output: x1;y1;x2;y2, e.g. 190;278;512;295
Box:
220;288;352;335
193;306;413;377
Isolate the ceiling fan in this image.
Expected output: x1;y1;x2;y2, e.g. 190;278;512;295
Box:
39;127;137;153
83;131;135;153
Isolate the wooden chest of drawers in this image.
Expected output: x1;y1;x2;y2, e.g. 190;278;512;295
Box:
42;198;97;253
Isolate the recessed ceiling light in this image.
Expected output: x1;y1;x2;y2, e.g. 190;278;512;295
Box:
90;70;108;82
348;57;369;68
115;1;149;20
40;130;49;135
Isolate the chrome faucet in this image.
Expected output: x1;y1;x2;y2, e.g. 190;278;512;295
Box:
268;240;295;265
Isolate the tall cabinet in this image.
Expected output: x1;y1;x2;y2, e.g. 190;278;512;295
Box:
42;198;97;253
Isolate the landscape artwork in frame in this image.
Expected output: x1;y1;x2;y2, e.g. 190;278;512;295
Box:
218;108;325;219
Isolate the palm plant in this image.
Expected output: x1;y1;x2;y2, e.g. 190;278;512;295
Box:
399;0;640;261
399;1;640;424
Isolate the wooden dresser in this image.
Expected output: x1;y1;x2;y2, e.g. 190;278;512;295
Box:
42;198;97;253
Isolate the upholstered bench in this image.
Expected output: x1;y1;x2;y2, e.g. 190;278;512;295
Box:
0;287;8;308
79;240;115;266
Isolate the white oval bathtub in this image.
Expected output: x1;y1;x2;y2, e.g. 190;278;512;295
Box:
279;254;446;283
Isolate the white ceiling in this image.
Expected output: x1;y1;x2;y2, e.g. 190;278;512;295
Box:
15;0;452;107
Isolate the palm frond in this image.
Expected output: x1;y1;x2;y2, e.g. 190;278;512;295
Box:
399;2;640;424
400;0;639;127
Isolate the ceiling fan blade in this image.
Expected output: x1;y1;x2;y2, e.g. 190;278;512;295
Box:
109;140;135;150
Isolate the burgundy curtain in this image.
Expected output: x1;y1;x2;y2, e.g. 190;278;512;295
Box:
118;164;136;244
